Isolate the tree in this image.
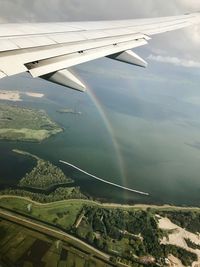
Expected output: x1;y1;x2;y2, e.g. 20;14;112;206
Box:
86;231;94;244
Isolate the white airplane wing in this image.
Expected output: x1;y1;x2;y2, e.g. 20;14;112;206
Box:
0;12;199;91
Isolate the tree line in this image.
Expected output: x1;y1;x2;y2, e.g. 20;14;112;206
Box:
19;159;73;189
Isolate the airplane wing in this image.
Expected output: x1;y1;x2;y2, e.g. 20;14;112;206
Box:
0;12;199;91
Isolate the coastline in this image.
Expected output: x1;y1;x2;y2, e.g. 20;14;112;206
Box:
0;195;199;211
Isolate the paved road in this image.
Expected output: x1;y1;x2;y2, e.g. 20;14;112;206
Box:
0;207;110;260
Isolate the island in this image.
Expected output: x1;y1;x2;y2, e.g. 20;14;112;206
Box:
0;90;21;101
0;104;62;142
0;90;44;101
0;151;200;267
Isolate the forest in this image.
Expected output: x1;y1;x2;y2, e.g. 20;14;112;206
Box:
19;158;73;189
71;206;197;266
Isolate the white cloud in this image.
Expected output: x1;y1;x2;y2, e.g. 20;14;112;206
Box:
179;0;200;10
148;54;200;68
0;0;199;62
187;25;200;45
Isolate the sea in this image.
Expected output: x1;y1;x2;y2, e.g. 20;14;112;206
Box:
0;56;200;206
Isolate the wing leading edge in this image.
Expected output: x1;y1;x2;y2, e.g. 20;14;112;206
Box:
0;12;199;91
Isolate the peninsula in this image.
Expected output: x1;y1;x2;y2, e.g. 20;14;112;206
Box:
13;149;74;190
0;104;62;142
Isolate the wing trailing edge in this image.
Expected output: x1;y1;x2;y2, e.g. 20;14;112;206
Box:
0;12;199;90
26;39;148;78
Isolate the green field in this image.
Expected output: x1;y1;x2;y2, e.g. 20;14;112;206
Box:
0;104;62;141
31;202;83;230
0;197;84;230
0;219;115;267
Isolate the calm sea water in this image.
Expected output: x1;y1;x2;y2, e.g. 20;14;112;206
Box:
0;59;200;206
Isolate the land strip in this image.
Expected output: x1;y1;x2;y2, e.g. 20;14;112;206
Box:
1;195;200;211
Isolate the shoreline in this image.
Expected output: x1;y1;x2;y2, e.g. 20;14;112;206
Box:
19;181;75;192
0;195;200;211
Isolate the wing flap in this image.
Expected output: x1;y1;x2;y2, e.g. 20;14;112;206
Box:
0;33;148;76
27;39;148;77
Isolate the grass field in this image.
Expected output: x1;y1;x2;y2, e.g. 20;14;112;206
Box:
0;197;84;230
31;202;83;229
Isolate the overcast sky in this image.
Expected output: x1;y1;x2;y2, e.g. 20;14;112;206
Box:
0;0;199;22
0;0;199;66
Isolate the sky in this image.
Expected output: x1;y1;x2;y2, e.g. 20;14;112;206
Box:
0;0;199;67
0;0;199;21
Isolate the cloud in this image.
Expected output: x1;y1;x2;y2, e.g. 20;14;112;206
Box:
0;0;199;62
180;0;200;10
148;54;200;68
0;0;199;22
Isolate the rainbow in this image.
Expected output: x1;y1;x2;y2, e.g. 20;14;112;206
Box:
87;87;126;181
61;84;149;196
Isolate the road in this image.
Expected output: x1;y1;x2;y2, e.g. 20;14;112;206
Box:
0;207;110;261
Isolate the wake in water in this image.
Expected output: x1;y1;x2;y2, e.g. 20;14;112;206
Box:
60;160;149;196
